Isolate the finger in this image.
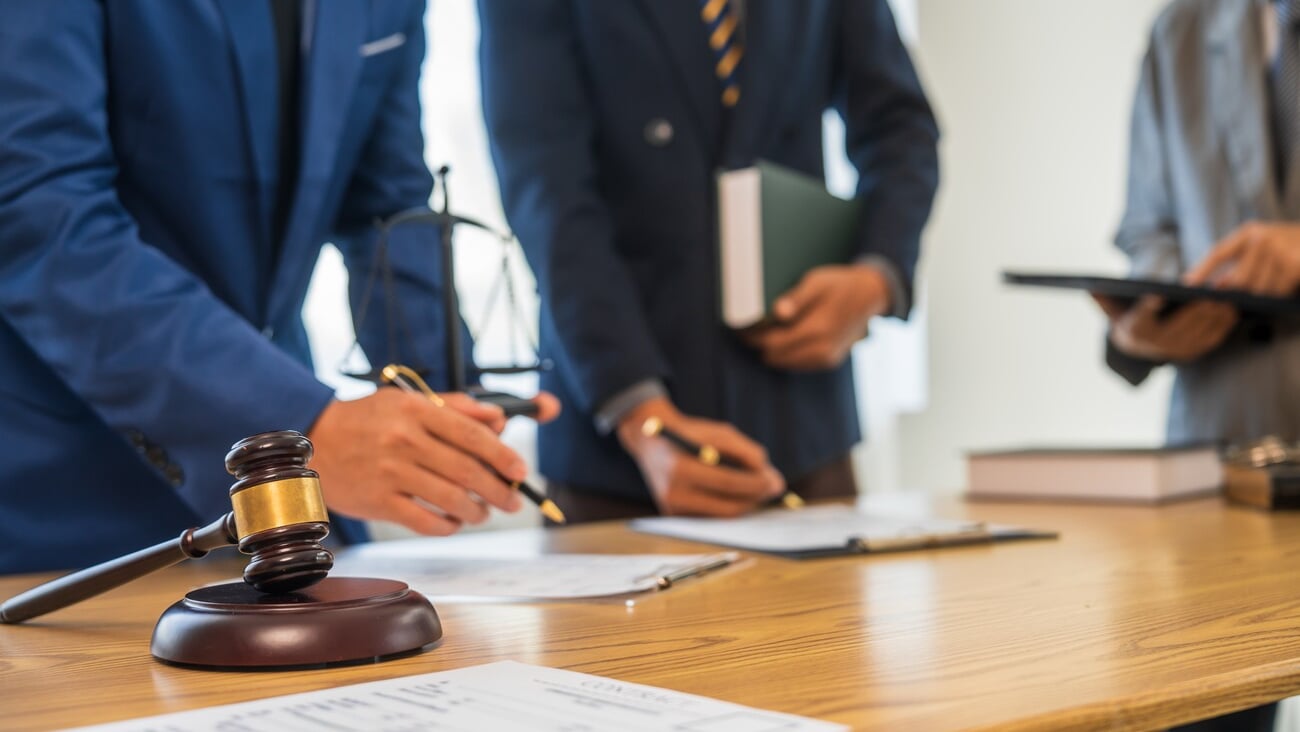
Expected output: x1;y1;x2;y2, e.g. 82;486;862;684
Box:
416;400;529;482
408;435;522;513
761;341;841;372
772;270;829;322
1185;230;1249;285
442;393;508;434
1161;302;1235;354
380;493;464;536
388;459;494;525
530;391;563;423
751;312;829;357
660;486;759;518
1224;245;1269;292
1179;307;1237;359
1161;300;1225;338
1243;246;1275;292
1258;263;1289;297
688;422;770;472
1090;293;1129;321
1134;295;1165;317
675;458;781;501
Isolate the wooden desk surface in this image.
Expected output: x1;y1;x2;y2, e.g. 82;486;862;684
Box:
3;496;1300;731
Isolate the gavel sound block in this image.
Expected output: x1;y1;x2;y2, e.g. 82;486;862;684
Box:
0;431;442;670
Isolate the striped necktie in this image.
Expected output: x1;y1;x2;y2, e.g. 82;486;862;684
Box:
700;0;743;107
1273;0;1300;193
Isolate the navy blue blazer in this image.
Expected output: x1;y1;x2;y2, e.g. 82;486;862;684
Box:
480;0;939;503
0;1;452;573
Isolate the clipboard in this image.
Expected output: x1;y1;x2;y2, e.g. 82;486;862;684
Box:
630;506;1057;559
1003;272;1300;317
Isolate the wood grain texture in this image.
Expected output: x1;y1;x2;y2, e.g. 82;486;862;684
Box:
3;496;1300;731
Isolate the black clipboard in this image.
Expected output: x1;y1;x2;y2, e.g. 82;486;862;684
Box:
1003;272;1300;317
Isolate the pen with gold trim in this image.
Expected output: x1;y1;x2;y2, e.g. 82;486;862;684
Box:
640;416;805;509
380;364;566;524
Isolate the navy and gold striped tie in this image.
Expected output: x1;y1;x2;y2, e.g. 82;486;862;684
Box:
700;0;742;107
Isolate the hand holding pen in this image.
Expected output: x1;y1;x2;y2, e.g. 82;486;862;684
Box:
381;364;566;524
641;416;805;510
616;398;790;517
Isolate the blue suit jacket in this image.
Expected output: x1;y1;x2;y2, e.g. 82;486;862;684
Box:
0;1;450;573
480;0;939;503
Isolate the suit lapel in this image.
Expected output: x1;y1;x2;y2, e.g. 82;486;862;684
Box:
212;0;278;242
1210;0;1282;220
633;0;723;153
719;0;797;168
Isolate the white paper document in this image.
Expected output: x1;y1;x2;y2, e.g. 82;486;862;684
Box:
632;505;1051;556
72;661;846;732
331;552;738;601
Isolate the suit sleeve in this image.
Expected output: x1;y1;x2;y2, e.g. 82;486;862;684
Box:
0;3;334;521
477;0;672;414
1109;39;1184;386
833;0;941;318
329;3;476;390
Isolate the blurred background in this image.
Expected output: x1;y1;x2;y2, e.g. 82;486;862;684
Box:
303;0;1174;529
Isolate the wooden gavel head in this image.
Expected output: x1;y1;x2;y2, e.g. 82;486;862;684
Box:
224;431;333;594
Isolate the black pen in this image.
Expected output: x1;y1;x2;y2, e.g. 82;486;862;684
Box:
640;416;804;509
380;364;567;524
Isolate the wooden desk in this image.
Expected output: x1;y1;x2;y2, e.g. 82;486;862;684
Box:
3;496;1300;731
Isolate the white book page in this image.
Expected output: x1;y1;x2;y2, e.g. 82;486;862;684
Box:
72;661;847;732
632;505;987;553
719;167;765;328
331;553;738;601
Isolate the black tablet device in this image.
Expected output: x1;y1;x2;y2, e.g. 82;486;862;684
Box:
1003;272;1300;317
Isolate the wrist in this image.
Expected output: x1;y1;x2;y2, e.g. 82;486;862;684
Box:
306;399;341;442
616;396;679;454
850;263;892;318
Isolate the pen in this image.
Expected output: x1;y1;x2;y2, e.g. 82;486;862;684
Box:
640;416;805;510
380;363;567;524
653;554;735;589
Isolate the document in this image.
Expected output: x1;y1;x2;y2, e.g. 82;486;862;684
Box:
72;661;846;731
632;505;1055;558
331;552;739;601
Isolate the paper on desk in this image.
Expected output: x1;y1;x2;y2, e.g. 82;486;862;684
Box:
331;552;738;601
632;504;1012;555
71;660;847;732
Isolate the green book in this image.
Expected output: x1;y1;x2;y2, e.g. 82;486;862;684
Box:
717;160;861;328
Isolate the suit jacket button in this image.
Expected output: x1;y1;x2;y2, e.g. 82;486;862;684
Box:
146;445;168;468
644;118;674;147
261;326;275;339
124;429;147;448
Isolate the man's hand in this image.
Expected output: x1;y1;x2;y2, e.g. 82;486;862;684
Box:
1092;294;1237;362
740;263;891;371
1184;221;1300;296
616;397;784;517
307;389;539;536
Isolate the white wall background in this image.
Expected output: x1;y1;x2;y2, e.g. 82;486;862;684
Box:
897;0;1176;494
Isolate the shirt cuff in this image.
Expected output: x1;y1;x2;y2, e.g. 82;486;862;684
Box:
593;378;669;435
857;254;909;319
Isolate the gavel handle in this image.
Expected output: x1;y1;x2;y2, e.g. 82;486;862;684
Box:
0;513;239;624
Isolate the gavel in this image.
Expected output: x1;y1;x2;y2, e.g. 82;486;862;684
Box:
1;430;441;668
1;431;334;624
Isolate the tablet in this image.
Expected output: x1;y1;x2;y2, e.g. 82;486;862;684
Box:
1003;272;1300;316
